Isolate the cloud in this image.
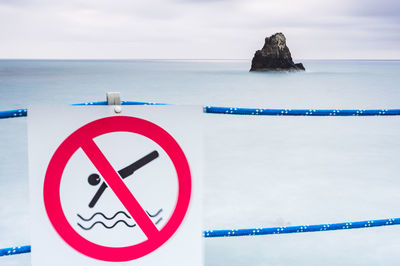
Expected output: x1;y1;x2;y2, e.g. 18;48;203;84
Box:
347;0;400;18
0;0;399;59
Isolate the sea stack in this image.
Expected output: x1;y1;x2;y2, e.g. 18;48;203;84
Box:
250;33;305;71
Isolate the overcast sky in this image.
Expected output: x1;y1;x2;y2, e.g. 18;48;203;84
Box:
0;0;399;59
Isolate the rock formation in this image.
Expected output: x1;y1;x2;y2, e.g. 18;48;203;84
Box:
250;33;305;71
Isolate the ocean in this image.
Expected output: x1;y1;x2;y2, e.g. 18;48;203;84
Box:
1;59;400;265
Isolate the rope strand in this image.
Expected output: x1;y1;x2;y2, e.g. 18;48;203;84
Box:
2;101;400;119
2;217;400;257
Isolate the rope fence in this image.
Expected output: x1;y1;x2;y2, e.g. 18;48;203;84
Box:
2;101;400;119
203;217;400;237
0;245;30;257
1;99;400;258
1;217;399;257
203;106;400;116
0;108;27;119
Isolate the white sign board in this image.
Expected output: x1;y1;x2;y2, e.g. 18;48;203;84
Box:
28;105;203;266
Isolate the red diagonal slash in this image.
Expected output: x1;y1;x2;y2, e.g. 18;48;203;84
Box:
81;139;159;239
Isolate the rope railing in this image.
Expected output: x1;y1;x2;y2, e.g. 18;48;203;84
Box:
0;245;30;257
72;100;166;106
2;101;400;119
2;99;400;257
203;106;400;116
203;217;400;237
1;217;399;257
0;108;27;119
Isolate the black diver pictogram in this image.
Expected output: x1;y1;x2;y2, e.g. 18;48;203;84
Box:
87;150;159;208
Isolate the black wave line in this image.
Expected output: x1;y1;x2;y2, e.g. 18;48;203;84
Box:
77;220;137;230
146;208;163;218
77;211;131;222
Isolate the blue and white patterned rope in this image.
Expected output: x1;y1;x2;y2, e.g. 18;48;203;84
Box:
72;100;167;106
203;217;400;238
2;101;400;119
1;217;400;257
0;101;165;119
0;245;30;257
203;106;400;116
0;108;27;119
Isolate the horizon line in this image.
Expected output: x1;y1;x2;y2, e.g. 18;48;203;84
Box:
0;58;400;61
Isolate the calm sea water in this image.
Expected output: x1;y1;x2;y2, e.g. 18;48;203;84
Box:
1;59;400;265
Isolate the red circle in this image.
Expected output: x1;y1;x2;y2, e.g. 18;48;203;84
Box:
43;116;192;262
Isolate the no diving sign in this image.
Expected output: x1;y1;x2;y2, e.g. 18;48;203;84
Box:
28;106;203;266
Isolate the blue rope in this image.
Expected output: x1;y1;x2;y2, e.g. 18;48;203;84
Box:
72;100;166;106
71;101;108;106
2;101;400;119
1;217;399;257
0;101;164;119
203;106;400;116
0;108;27;119
204;217;400;238
0;245;30;257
